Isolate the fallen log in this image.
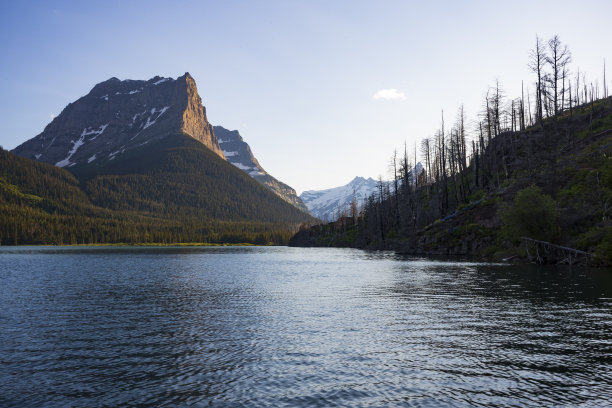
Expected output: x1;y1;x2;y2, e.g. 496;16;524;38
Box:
520;237;595;265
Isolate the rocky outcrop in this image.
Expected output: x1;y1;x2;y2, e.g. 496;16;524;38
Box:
13;73;225;168
214;126;309;213
179;74;224;157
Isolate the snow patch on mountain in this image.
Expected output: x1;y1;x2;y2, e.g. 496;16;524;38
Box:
153;77;170;85
142;106;169;130
84;124;108;140
56;136;86;167
131;111;145;125
108;148;125;160
231;162;252;171
55;125;109;167
130;106;170;140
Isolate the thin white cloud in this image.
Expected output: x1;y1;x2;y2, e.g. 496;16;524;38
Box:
49;114;55;121
373;88;406;100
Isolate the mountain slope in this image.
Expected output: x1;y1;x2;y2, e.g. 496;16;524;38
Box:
78;133;311;224
214;126;308;212
0;147;122;244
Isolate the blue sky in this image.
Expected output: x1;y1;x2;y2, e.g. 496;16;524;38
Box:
1;0;611;194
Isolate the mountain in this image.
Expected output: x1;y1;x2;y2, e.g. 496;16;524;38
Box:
5;74;314;245
300;176;380;221
13;73;224;169
301;163;423;221
213;126;309;212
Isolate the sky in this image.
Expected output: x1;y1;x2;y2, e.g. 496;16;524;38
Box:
1;0;611;195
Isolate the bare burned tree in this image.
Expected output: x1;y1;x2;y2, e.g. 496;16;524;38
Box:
526;84;533;126
520;81;526;130
390;149;399;197
472;139;479;188
455;106;469;201
421;137;432;195
438;111;449;213
350;188;358;225
491;80;504;136
390;149;400;227
604;59;608;99
546;35;572;117
575;67;581;106
529;36;547;124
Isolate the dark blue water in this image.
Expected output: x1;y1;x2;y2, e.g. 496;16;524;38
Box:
0;246;611;407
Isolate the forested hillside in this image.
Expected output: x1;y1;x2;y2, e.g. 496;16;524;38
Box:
0;134;314;245
290;36;612;265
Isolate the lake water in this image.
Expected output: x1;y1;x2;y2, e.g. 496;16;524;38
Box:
0;246;611;407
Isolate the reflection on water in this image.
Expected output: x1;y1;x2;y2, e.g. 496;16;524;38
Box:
0;246;611;407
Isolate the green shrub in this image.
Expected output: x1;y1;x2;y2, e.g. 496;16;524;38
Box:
501;185;559;242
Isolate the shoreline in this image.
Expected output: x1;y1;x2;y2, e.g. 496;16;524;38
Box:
0;242;265;248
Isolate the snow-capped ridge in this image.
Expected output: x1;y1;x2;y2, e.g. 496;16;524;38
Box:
301;176;381;221
302;164;423;221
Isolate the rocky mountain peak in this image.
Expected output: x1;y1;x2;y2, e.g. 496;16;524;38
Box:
13;74;225;168
213;125;309;213
349;176;368;185
214;126;264;176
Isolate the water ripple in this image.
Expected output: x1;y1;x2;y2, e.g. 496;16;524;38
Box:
0;246;611;407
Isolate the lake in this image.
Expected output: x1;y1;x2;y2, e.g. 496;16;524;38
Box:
0;246;611;407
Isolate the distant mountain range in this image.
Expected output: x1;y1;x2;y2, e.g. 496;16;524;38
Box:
3;73;313;245
301;163;423;221
300;176;381;221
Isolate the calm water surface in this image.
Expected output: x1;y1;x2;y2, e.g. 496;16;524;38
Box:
0;246;611;407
